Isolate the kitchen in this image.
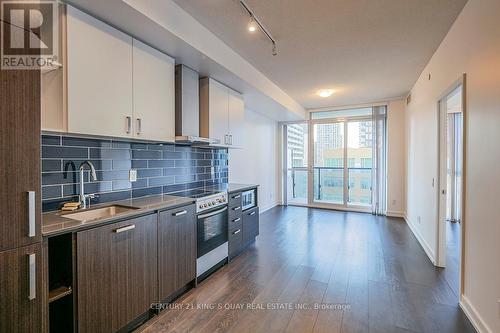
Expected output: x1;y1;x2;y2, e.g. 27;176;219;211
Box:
2;0;495;333
1;2;265;332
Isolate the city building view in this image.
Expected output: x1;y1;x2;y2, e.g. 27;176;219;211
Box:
287;120;373;206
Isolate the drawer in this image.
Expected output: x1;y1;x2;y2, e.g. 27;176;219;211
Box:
228;227;243;257
228;205;242;221
228;192;242;208
228;214;242;232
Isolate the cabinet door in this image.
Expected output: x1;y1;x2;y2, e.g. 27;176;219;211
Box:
0;243;43;333
77;214;157;333
0;64;41;251
228;89;245;148
66;5;133;138
158;204;196;300
133;39;175;142
201;78;229;145
242;207;259;245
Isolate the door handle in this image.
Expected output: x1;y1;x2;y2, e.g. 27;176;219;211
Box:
114;224;135;233
173;210;187;217
27;253;36;300
126;116;131;134
27;191;36;237
136;118;142;135
249;211;256;216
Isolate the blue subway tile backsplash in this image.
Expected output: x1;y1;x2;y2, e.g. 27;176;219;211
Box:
41;134;229;212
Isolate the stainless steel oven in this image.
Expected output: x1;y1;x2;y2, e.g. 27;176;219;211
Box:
241;188;256;211
197;206;228;258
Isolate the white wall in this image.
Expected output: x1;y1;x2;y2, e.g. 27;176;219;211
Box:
228;109;280;212
405;0;500;332
386;99;406;216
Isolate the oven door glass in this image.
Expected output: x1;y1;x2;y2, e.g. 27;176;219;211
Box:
197;207;228;258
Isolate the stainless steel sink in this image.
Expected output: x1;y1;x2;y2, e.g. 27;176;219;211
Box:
63;205;139;222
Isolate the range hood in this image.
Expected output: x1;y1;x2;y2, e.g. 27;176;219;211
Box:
175;65;219;145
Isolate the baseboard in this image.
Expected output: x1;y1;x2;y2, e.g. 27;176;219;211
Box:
404;215;437;265
460;295;493;333
386;210;406;218
260;201;279;213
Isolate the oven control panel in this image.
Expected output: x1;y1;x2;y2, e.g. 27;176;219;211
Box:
197;192;228;213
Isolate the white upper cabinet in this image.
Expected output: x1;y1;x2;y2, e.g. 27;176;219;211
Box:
200;78;229;145
132;39;175;142
228;89;245;148
51;5;176;142
200;78;245;147
66;6;133;138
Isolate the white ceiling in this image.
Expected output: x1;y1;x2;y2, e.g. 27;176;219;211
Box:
173;0;467;109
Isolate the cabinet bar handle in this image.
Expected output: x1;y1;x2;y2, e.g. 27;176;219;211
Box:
233;206;240;211
232;195;241;199
232;217;241;222
173;210;187;217
114;224;135;233
229;135;233;145
126;116;132;134
28;253;36;300
27;191;36;237
233;229;241;235
249;211;256;216
136;118;142;135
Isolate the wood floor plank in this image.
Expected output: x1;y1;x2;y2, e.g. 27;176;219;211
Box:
285;280;327;333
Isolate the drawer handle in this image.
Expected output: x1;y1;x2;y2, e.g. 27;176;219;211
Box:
249;211;256;216
232;195;241;199
27;191;36;237
233;229;241;235
28;253;36;300
233;206;241;211
173;210;187;217
114;225;135;233
232;217;241;223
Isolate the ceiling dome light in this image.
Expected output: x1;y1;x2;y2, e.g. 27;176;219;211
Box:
317;89;335;98
248;17;257;32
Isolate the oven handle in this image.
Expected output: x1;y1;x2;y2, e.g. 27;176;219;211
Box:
198;206;228;219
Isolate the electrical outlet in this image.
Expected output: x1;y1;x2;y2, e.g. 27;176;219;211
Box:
129;169;137;182
417;216;421;224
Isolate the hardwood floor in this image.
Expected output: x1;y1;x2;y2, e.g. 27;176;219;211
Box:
138;206;475;333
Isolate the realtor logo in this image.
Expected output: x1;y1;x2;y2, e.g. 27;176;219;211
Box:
1;0;59;69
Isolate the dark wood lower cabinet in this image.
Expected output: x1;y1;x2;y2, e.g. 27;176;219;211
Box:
76;214;157;333
242;207;259;245
158;204;196;301
0;243;42;333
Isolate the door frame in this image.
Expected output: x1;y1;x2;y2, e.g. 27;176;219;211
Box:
436;73;467;299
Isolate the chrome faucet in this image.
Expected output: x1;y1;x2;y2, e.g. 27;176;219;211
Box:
79;161;98;209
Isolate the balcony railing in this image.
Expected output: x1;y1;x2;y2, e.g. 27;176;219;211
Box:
289;167;372;205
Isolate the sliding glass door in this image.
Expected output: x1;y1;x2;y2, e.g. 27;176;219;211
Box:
283;106;386;214
311;118;373;210
312;121;345;205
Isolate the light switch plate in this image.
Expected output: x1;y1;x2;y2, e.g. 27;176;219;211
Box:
129;169;137;182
